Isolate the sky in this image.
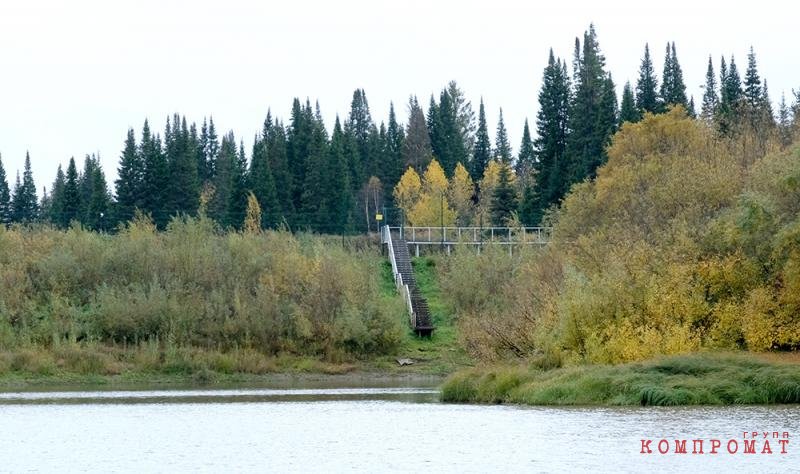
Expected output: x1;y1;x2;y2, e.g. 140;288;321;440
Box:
0;0;798;190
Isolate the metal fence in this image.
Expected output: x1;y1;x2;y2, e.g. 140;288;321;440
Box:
385;226;552;245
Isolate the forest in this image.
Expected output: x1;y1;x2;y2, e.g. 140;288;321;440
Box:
1;25;800;385
1;25;797;235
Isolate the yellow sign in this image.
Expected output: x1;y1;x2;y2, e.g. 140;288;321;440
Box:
375;213;383;221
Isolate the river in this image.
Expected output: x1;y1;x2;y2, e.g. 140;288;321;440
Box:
0;381;797;473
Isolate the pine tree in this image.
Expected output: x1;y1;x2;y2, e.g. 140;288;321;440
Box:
532;51;571;224
661;42;688;109
0;154;11;226
490;163;518;225
402;96;432;172
494;108;512;164
619;81;640;125
516;119;535;178
635;43;661;115
11;152;39;223
62;157;81;226
566;25;618;183
700;56;719;121
471;98;492;182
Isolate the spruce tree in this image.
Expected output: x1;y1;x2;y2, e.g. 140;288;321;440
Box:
516;119;535;177
778;92;793;146
619;81;640;125
326;118;352;233
718;56;743;134
490;163;517;225
700;56;719;121
287;99;313;217
743;47;762;109
62;157;81;226
49;165;66;227
115;128;142;224
79;155;99;222
402;95;432;172
471;98;492;182
494;108;512;164
566;25;617;183
205;117;219;180
347;89;374;181
11;152;38;223
227;141;250;230
300;111;330;230
427;92;455;173
85;162;111;231
249;137;276;229
265;117;293;224
0;154;11;226
532;51;571;224
384;103;405;196
688;96;697;118
211;132;236;226
166;116;199;216
661;42;688;109
447;80;475;166
635;43;661;115
140;121;169;227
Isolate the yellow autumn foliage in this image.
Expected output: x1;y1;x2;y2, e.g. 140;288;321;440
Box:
440;108;800;363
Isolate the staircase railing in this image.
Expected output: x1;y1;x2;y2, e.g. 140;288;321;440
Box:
383;225;416;327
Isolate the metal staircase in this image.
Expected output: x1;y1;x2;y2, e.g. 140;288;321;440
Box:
382;226;434;336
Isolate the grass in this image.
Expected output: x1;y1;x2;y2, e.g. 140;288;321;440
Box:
370;256;473;375
441;352;800;406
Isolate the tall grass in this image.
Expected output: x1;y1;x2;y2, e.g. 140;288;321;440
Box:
441;353;800;405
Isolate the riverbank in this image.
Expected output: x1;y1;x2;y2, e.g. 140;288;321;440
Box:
441;352;800;406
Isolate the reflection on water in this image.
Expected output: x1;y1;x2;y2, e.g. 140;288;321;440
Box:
0;384;797;473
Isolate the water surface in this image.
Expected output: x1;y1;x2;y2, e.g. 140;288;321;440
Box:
0;385;797;473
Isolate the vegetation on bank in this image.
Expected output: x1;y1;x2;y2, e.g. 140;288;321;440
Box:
441;353;800;406
0;226;471;385
0;217;407;376
438;110;800;365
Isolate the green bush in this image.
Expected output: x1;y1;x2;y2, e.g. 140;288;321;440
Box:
0;216;403;361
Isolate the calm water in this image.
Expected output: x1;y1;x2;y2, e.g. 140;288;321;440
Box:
0;383;798;473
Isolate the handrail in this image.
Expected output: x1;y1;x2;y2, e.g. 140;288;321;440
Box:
384;225;416;326
385;225;553;244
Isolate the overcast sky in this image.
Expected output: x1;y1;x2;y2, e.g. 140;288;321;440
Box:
1;0;798;189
